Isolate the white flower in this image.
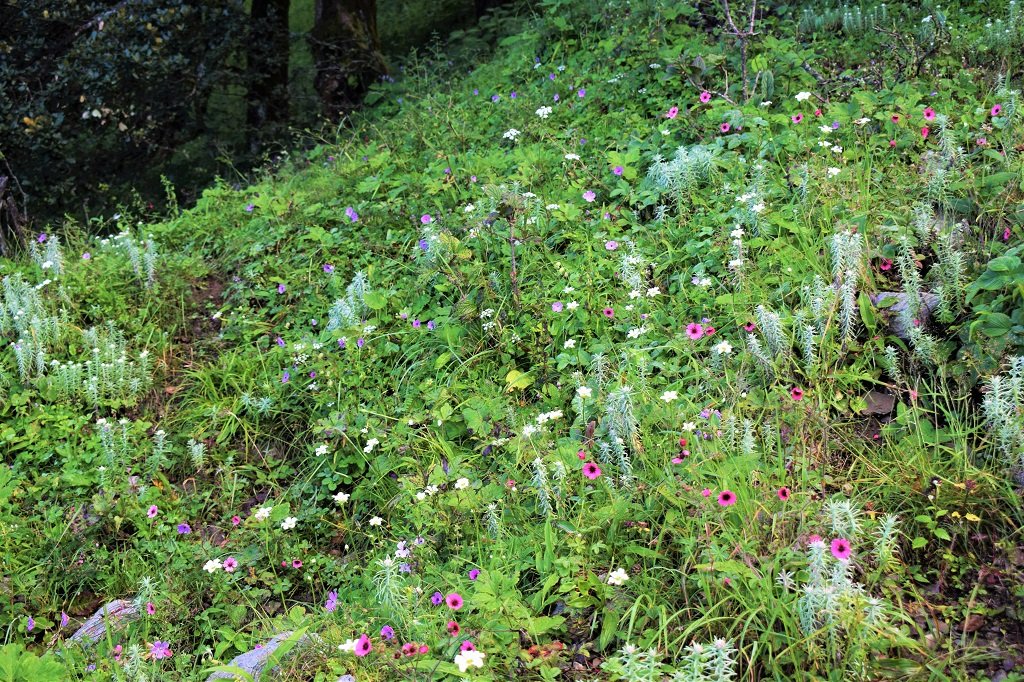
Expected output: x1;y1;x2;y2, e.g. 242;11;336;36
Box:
566;300;579;310
854;117;871;125
607;567;630;585
333;491;350;504
818;140;832;148
41;260;53;269
827;167;841;177
369;516;383;526
627;326;647;339
503;128;521;141
795;91;812;101
415;491;427;501
577;386;593;399
564;153;580;160
713;340;734;355
728;258;744;270
682;421;697;431
547;204;561;210
646;287;659;297
751;202;765;214
454;650;486;672
454;477;470;490
203;559;223;573
464;203;475;212
760;100;772;106
281;516;297;530
315;444;329;456
563;285;575;293
730;227;745;239
819;125;832;134
425;485;439;495
253;506;272;521
522;423;539;438
563;339;576;349
363;437;379;454
831;145;843;154
535;106;553;119
660;391;678;402
338;638;359;653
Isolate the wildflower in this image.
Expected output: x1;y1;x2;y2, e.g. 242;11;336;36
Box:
431;591;444;606
354;634;372;657
447;620;461;636
253;506;272;521
879;257;893;271
713;340;733;355
891;114;900;123
281;516;297;530
701;488;711;497
563;339;576;349
82;252;91;259
567;300;579;310
282;371;290;383
661;391;678;402
323;263;334;274
469;569;480;580
720;122;731;133
535;106;553;118
61;612;69;628
150;641;172;660
718;490;737;507
578;88;586;97
277;283;286;294
148;505;159;519
686;323;703;340
683;422;697;432
503;128;520;140
421;214;433;224
26;616;34;632
203;559;223;573
777;487;791;501
792;113;804;124
582;461;601;480
577;386;593;399
790;387;804;401
613;165;624;176
325;591;338;612
605;240;618;250
454;477;470;490
704;326;716;336
339;638;359;653
369;516;383;527
923;107;936;121
699;91;711;103
564;152;580;160
177;523;191;535
665;106;678;119
991;104;1003;117
345;206;359;222
461;640;476;651
446;593;464;610
830;537;852;561
602;307;614;319
827;167;841;177
582;190;596;202
454;649;486;672
921;126;929;138
607;568;630;585
551;301;563;312
795;91;812;101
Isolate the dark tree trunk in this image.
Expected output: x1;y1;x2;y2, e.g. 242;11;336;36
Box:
309;0;386;119
247;0;291;151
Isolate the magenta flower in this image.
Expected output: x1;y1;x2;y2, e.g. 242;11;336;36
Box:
720;122;731;133
613;165;624;176
718;490;736;507
699;91;711;103
147;505;159;519
446;620;461;636
665;106;679;119
605;240;619;251
224;557;238;573
421;214;433;224
354;634;372;657
468;569;480;580
790;387;804;401
231;515;241;526
150;641;172;660
701;488;711;498
830;537;852;561
791;113;804;124
445;592;464;610
921;126;929;138
991;104;1003;117
461;640;476;651
686;323;703;340
582;461;601;479
777;487;791;501
146;602;156;615
923;107;936;121
602;307;614;319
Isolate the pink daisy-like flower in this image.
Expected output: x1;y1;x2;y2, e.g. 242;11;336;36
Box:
718;490;737;507
224;557;238;573
891;114;900;123
355;634;372;656
602;307;614;319
446;593;464;610
923;107;936;121
583;190;597;203
991;104;1003;117
605;240;619;251
686;323;704;340
419;645;429;654
583;461;601;479
421;214;433;224
743;321;756;332
703;326;715;336
777;487;791;501
807;534;823;546
147;505;159;519
720;122;731;133
921;126;930;138
665;106;679;119
146;602;156;615
879;258;892;271
699;91;711;103
231;515;241;526
790;387;804;401
292;559;303;569
446;620;460;636
830;537;852;561
791;113;803;124
460;640;476;651
701;488;712;498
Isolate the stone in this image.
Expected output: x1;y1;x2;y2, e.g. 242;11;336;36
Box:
871;291;939;340
68;599;141;645
206;631;315;681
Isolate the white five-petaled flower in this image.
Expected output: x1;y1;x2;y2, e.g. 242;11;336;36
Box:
369;516;384;526
454;477;470;490
577;386;593;399
566;301;579;310
713;340;733;355
661;391;678;402
203;559;223;573
682;421;697;431
315;444;329;456
646;287;659;297
333;491;350;504
454;649;486;672
563;339;576;349
564;153;580;160
795;91;812;101
607;567;630;585
363;437;379;453
281;516;297;530
338;638;359;653
253;506;272;521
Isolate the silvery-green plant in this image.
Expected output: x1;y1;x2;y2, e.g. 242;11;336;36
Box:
982;359;1024;467
531;457;554;516
646;144;716;201
746;333;774;381
671;639;738;682
934;230;966;322
825;498;861;538
883;346;906;386
326;271;370;331
830;230;863;345
754;305;788;359
373;557;406;622
485;502;502;539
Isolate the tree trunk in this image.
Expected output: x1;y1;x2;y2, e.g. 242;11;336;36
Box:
247;0;291;151
309;0;386;119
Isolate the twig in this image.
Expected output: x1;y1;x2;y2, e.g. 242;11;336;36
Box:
720;0;759;103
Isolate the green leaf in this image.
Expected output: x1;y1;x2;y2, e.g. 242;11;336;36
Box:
364;291;387;310
505;369;535;392
933;528;952;541
912;537;927;550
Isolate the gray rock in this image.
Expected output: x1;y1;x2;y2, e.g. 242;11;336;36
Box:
872;291;939;340
206;631;315;681
68;599;141;645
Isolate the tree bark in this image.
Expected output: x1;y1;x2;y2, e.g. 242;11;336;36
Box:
247;0;291;150
309;0;386;119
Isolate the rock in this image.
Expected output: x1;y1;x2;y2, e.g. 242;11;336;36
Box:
861;390;895;415
206;631;315;681
872;291;939;340
69;599;141;645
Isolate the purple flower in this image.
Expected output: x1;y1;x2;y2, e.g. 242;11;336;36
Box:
553;93;560;102
323;263;334;274
61;611;69;628
578;88;586;97
491;94;500;102
399;562;411;573
150;641;172;660
37;233;47;243
176;523;191;534
418;239;430;251
421;214;433;225
510;91;517;99
345;206;359;222
469;569;480;580
552;302;563;312
381;625;395;640
831;121;840;130
356;337;364;348
427;320;436;330
431;591;444;605
582;190;596;203
324;590;338;612
276;336;285;347
82;252;91;260
549;73;556;80
613;165;624;176
277;283;286;294
245;204;255;213
472;88;479;95
412;319;421;328
282;371;290;383
338;338;346;349
26;616;34;632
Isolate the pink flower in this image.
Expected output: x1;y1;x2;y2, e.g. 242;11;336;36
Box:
355;634;372;656
891;114;900;123
921;126;930;138
977;137;988;147
686;323;703;340
814;108;822;117
703;326;715;336
146;602;156;615
718;490;737;507
147;505;159;519
460;640;476;651
879;258;892;271
583;190;597;203
602;307;614;319
777;487;791;501
612;165;624;176
743;321;756;332
830;537;852;561
699;91;711;103
551;302;563;313
807;534;822;546
791;113;803;124
665;106;678;119
991;104;1003;117
923;107;936;121
720;122;731;133
446;620;460;636
605;240;619;251
231;515;241;526
1003;227;1011;241
790;387;804;401
583;461;601;479
889;139;897;147
446;592;464;610
419;645;429;654
701;488;711;498
292;559;303;569
150;641;172;660
421;214;433;224
224;557;238;573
